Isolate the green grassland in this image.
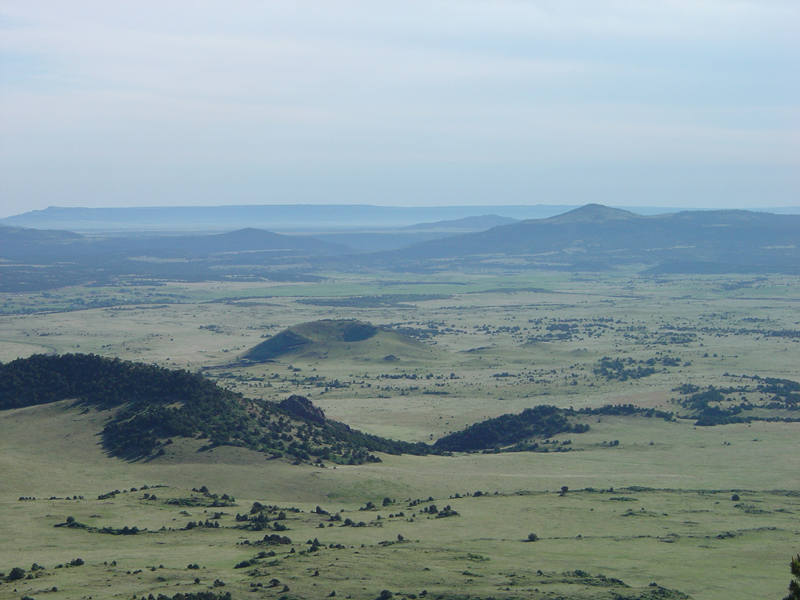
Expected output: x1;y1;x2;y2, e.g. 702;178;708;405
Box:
0;269;799;600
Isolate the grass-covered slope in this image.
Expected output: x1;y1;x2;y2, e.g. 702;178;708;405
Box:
0;353;432;463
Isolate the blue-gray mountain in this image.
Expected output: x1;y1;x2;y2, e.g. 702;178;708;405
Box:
0;226;346;292
357;204;800;274
2;204;799;292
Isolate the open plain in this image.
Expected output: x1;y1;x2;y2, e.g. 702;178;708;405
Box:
1;269;799;600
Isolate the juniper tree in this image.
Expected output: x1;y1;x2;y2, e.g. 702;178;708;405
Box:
785;555;800;600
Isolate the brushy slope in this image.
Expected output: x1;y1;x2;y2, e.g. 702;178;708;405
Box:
0;354;432;463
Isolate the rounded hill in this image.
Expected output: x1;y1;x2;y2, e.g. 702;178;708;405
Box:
241;319;432;363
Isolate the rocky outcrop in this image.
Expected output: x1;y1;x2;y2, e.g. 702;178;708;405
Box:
279;395;326;424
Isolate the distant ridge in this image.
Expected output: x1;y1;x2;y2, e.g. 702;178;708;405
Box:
95;227;350;257
359;204;800;274
0;225;86;257
0;204;578;232
0;225;347;258
3;205;800;289
0;226;348;292
4;204;797;233
400;214;519;231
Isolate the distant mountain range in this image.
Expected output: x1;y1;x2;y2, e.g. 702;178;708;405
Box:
1;204;799;292
3;203;797;233
0;204;575;232
400;214;519;231
359;204;800;274
311;214;520;252
0;225;348;292
0;225;84;257
0;226;347;259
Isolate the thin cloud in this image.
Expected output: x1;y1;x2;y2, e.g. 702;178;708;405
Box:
0;0;797;215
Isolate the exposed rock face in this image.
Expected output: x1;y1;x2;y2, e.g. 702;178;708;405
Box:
279;395;326;424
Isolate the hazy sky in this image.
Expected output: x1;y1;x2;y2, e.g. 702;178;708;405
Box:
1;1;798;217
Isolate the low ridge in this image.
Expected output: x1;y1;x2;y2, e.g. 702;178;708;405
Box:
0;353;433;463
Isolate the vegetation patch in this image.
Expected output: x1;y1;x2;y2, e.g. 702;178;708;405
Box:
434;405;588;452
594;355;683;381
674;377;800;426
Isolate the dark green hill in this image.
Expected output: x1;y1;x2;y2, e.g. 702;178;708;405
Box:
362;205;800;273
241;319;430;363
243;319;378;362
434;403;676;453
434;406;586;452
0;353;432;463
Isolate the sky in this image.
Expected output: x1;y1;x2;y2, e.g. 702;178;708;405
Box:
0;1;798;218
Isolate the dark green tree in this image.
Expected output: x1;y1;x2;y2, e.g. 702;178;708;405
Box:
785;555;800;600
